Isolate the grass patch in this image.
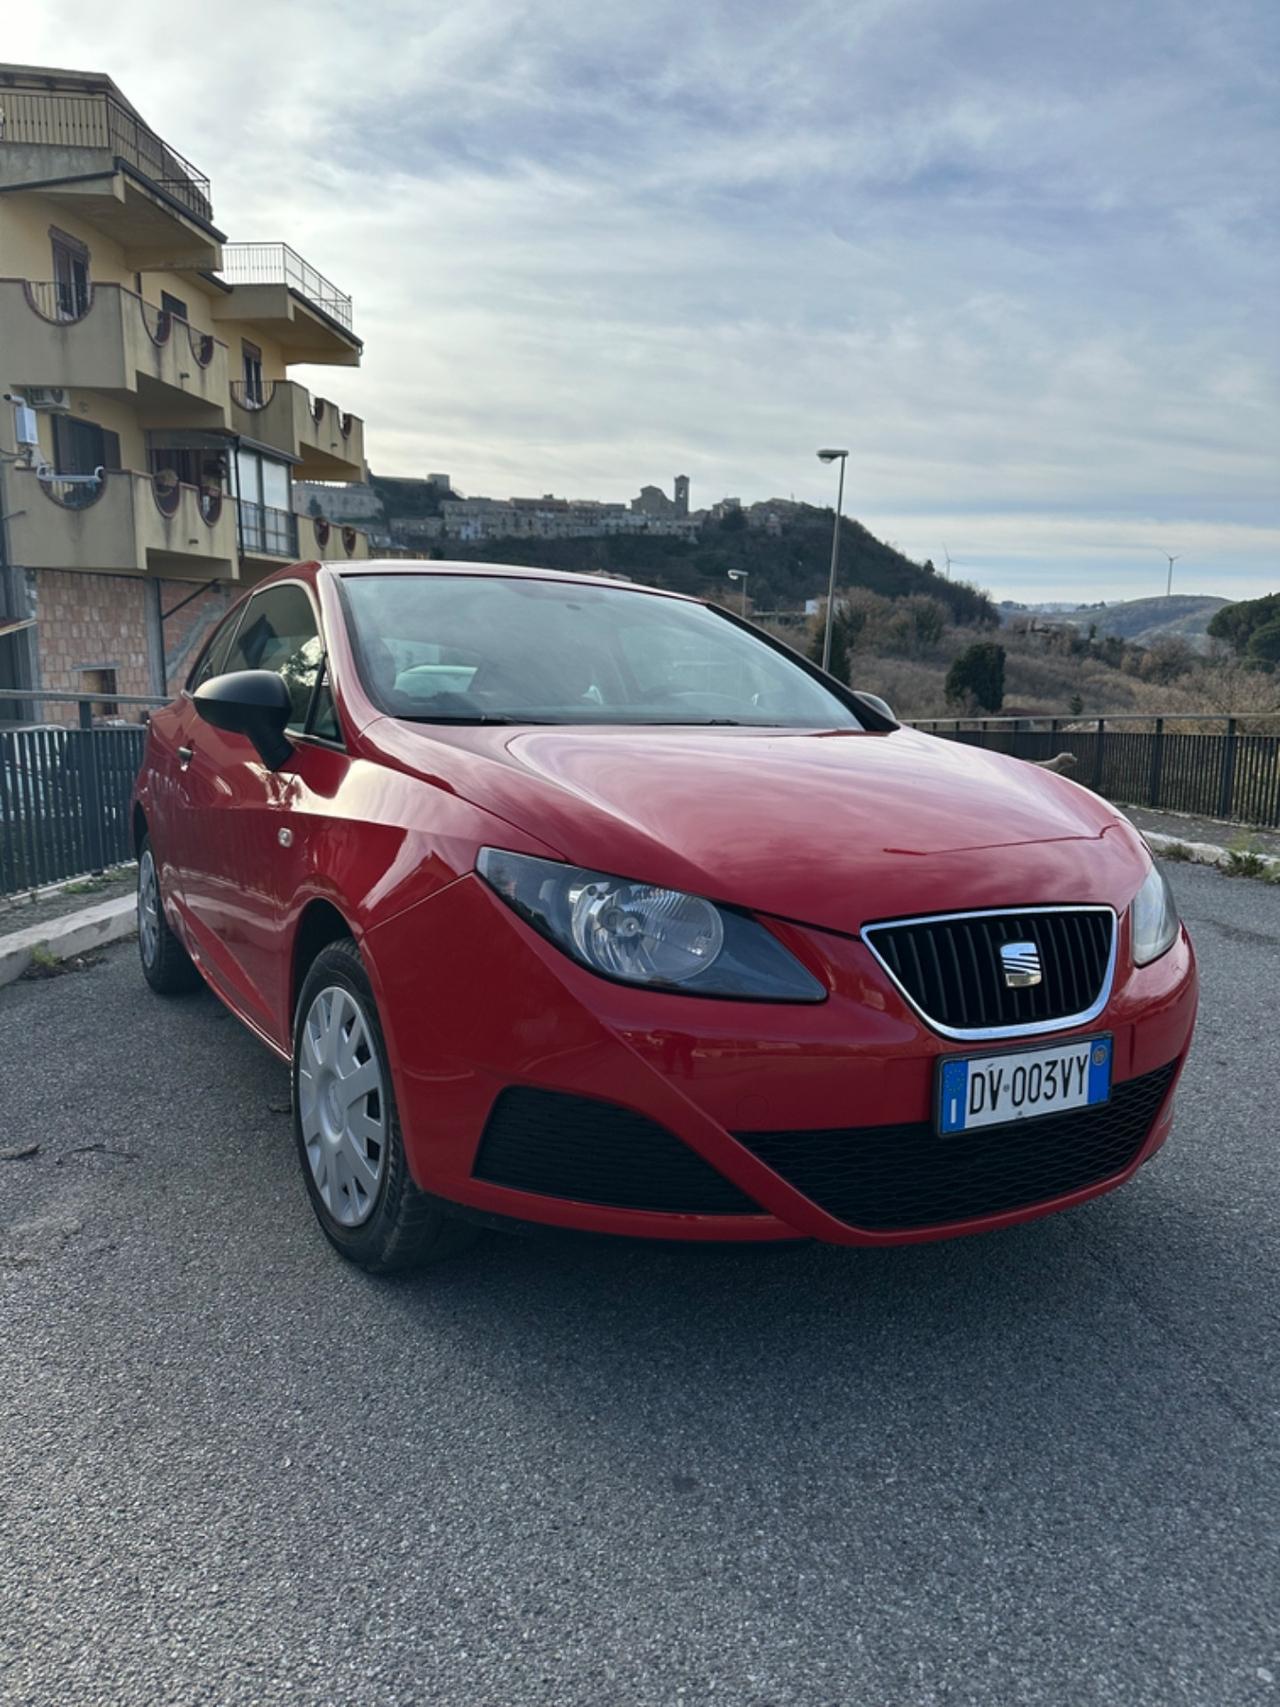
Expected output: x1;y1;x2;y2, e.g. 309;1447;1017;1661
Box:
1158;841;1194;862
20;943;107;980
1222;836;1270;880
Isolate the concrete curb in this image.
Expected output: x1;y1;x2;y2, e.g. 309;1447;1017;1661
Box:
0;895;136;989
1145;830;1280;879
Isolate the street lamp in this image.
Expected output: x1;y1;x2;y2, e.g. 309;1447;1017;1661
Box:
816;448;848;673
726;568;750;616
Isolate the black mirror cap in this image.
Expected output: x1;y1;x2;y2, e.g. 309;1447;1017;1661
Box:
193;670;294;769
850;690;898;730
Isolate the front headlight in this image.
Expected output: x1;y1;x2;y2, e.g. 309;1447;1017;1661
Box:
1130;860;1180;966
477;848;826;1002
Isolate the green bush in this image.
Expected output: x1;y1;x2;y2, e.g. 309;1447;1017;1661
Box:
946;642;1006;712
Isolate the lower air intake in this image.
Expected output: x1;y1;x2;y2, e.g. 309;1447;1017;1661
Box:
733;1061;1178;1232
473;1087;760;1214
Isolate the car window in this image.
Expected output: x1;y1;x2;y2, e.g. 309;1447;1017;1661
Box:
308;666;342;743
223;583;323;733
188;604;246;691
340;574;861;729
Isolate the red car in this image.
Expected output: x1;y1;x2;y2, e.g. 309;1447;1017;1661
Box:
132;561;1197;1270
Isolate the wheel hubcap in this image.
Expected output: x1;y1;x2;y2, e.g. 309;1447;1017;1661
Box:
297;985;387;1228
138;850;160;966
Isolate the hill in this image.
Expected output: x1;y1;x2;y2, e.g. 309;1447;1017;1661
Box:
438;507;997;627
1000;595;1230;651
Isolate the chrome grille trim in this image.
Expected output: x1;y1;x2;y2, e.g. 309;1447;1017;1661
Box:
861;904;1119;1041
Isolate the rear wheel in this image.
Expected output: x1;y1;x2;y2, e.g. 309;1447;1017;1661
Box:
292;938;478;1272
137;835;201;994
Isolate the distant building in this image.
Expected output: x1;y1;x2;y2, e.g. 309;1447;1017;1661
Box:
293;480;384;523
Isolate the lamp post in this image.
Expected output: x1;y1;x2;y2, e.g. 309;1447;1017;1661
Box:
726;568;750;617
816;448;848;673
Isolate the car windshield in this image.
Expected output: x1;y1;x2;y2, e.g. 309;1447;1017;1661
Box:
340;574;863;729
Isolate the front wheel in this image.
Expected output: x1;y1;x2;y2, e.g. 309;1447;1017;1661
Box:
137;835;201;994
292;938;478;1272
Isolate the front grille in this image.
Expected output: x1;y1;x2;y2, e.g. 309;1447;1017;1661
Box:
733;1060;1177;1232
864;907;1114;1035
473;1088;760;1214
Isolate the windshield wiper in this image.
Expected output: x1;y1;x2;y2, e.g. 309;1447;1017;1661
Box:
397;713;555;726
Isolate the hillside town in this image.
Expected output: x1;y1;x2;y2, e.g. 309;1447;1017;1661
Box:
293;472;793;549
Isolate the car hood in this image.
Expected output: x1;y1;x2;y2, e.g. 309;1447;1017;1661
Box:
368;721;1144;933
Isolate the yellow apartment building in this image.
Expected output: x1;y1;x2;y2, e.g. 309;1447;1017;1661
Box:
0;62;370;721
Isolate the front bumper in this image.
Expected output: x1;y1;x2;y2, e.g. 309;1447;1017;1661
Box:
365;876;1198;1247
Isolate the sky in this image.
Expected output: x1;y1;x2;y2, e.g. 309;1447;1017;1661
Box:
7;0;1279;603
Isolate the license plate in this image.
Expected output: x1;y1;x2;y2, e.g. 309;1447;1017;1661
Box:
936;1035;1112;1135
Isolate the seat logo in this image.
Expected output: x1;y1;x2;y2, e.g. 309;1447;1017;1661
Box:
1000;941;1042;988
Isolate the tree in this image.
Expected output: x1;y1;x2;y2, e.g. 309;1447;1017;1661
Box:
808;604;863;681
946;642;1006;712
1140;635;1196;684
1208;592;1280;656
1246;617;1280;667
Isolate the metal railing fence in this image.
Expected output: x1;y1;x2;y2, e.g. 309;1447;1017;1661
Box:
0;691;163;897
3;698;1278;899
218;243;354;332
910;715;1280;828
0;86;214;223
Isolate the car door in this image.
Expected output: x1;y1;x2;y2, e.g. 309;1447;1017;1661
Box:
179;581;329;1042
145;601;245;921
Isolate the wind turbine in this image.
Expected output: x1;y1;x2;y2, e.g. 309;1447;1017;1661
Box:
1164;552;1181;598
942;545;952;579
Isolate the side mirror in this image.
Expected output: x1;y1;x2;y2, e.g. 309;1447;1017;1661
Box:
851;689;898;730
194;670;294;769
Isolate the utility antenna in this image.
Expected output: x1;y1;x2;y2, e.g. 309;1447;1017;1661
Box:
1164;552;1181;597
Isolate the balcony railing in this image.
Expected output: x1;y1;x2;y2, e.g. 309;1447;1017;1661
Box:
218;243;354;332
0;86;213;224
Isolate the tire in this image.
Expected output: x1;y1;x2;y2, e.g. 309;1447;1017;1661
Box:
137;834;202;995
292;938;478;1272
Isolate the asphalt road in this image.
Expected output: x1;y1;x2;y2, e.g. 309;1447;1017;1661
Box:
2;859;1277;1707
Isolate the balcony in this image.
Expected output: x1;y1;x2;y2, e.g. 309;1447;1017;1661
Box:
0;73;222;269
214;243;361;366
238;505;369;576
5;465;238;578
229;379;365;479
300;512;371;564
0;280;230;424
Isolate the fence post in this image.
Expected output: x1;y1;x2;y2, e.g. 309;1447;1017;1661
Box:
78;700;106;876
1218;718;1238;820
1149;718;1165;809
1091;718;1106;791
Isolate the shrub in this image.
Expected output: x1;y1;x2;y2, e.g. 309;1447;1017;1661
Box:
946;642;1006;712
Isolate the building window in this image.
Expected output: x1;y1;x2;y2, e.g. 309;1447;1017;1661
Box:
234;447;297;558
50;228;91;320
241;340;264;406
160;290;188;322
80;666;118;719
52;416;121;478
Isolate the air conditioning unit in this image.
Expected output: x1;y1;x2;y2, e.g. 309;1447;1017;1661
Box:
26;387;70;412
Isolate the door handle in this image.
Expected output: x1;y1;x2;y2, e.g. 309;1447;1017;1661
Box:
177;745;194;769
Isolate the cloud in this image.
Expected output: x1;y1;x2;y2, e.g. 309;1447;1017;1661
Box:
5;0;1277;599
